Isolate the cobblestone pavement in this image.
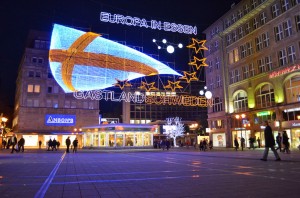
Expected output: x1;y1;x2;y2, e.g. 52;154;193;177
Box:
0;147;299;198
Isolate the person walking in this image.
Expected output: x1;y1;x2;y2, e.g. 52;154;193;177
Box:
38;140;42;149
66;136;71;153
261;121;281;161
276;133;282;152
166;139;170;150
241;137;245;151
234;137;239;151
257;137;261;148
10;134;18;153
72;138;78;153
18;136;25;152
282;131;290;154
52;138;57;151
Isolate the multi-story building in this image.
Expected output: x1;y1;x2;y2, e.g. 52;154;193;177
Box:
203;0;300;148
12;30;99;148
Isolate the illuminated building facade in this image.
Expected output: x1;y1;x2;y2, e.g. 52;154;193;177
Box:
203;0;300;148
12;30;100;147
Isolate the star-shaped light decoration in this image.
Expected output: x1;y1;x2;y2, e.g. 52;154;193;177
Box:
180;71;199;83
186;38;208;54
163;80;183;92
113;79;132;90
139;81;158;92
188;56;208;70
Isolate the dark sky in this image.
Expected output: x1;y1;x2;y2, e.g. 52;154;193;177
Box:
0;0;240;123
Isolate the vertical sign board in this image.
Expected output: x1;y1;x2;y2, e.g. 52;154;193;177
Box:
45;114;76;126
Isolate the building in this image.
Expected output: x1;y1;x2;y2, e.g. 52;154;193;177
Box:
12;30;100;148
203;0;300;148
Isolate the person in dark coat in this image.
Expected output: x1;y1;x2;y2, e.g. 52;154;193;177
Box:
66;136;71;153
234;137;239;151
261;121;281;161
72;138;78;153
282;131;290;154
18;136;25;152
10;134;18;153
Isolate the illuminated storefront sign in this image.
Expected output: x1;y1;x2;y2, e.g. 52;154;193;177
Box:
73;90;212;107
100;12;197;35
269;64;300;79
256;111;271;116
45;114;76;126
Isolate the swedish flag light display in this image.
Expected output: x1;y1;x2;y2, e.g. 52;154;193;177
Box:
49;24;181;92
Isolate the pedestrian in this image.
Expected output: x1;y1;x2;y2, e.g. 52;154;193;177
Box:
234;137;239;151
249;136;255;150
52;138;57;151
208;140;213;150
241;137;245;151
261;121;281;161
72;138;78;153
2;139;7;149
10;134;18;153
47;138;53;151
18;135;25;152
166;139;170;150
199;140;203;151
282;131;290;154
160;139;166;150
66;136;71;153
257;137;261;148
38;140;42;149
275;133;282;152
57;141;60;149
202;139;207;151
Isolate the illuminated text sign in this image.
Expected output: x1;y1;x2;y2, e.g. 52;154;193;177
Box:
45;114;76;126
100;12;197;35
269;64;300;79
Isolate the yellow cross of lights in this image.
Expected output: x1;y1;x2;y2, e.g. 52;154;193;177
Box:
139;81;158;92
163;80;183;92
186;38;208;54
180;71;198;83
188;56;208;70
113;79;132;90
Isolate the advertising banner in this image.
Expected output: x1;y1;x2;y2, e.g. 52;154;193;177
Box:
45;114;76;126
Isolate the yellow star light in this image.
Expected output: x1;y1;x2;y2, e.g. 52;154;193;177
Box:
188;56;208;70
139;81;158;92
186;38;208;54
163;80;183;92
180;71;199;83
113;79;132;90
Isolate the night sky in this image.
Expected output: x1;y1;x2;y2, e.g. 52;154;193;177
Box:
0;0;241;124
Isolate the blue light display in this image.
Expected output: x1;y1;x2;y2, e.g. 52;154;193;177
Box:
45;114;76;126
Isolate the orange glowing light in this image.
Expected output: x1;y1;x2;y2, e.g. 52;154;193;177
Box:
163;80;183;92
180;71;198;83
139;81;158;92
113;79;132;90
188;57;208;70
186;38;208;54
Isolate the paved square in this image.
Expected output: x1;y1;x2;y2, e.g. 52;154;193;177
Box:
0;148;299;198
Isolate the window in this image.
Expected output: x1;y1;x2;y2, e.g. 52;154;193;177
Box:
235;69;241;82
292;0;300;5
214;40;219;48
271;4;280;18
287;45;296;63
53;100;58;108
240;44;247;59
249;63;255;77
260;12;267;25
253;18;259;29
53;86;59;94
234;91;248;112
281;0;290;12
278;48;288;66
35;72;41;78
228;48;239;64
38;58;43;64
251;0;257;9
274;25;284;41
243;65;249;79
28;71;34;77
213;97;223;112
244;4;250;15
215;57;220;69
65;100;70;108
238;27;244;39
32;57;37;63
71;101;76;108
26;99;33;107
46;99;52;107
232;14;237;23
33;99;39;107
227;34;231;46
255;84;275;108
230;70;235;84
255;36;263;51
27;84;40;93
208;61;213;73
209;77;214;90
83;101;88;109
89;102;94;109
247;42;253;56
283;19;292;37
296;15;300;32
258;58;266;73
265;56;273;71
262;32;270;48
285;75;300;103
216;75;221;88
245;22;251;34
232;31;237;42
238;10;243;19
225;19;231;28
47;87;52;93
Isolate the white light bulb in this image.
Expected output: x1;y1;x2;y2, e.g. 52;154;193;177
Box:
152;39;156;42
204;86;207;90
166;45;174;53
199;90;204;95
162;39;167;44
178;43;183;48
158;46;161;49
205;91;212;99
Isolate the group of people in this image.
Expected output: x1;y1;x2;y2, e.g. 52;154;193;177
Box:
46;138;60;151
3;134;25;153
159;139;171;150
198;139;213;151
65;136;78;153
234;136;261;151
275;131;291;154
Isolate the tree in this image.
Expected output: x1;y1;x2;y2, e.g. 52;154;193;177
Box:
165;117;185;147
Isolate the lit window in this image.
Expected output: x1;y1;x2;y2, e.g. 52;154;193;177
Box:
34;85;40;93
27;84;34;92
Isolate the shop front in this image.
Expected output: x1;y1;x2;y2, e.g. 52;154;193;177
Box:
281;121;300;148
82;124;158;148
231;128;251;148
211;132;226;147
